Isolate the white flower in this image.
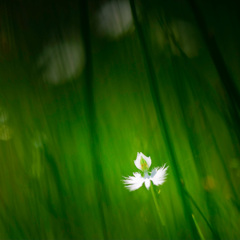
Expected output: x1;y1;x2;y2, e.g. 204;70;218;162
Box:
134;152;152;171
96;0;133;39
123;153;168;191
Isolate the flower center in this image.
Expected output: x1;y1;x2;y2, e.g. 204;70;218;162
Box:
140;158;149;171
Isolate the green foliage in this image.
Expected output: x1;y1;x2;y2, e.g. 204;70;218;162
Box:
0;0;240;239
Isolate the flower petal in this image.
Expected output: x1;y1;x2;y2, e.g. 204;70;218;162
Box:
144;178;151;190
134;153;142;170
134;152;151;171
123;172;145;191
150;164;168;186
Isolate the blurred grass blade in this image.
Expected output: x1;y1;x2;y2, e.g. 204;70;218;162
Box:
129;0;200;238
80;0;109;238
184;188;221;240
192;214;206;240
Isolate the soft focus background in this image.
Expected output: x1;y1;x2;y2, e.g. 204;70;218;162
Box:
0;0;240;239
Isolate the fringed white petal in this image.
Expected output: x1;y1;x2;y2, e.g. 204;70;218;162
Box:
134;152;152;171
123;172;145;191
150;164;168;186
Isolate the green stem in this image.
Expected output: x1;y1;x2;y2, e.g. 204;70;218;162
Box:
150;185;165;226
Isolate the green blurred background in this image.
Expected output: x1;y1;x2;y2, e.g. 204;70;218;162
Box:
0;0;240;239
